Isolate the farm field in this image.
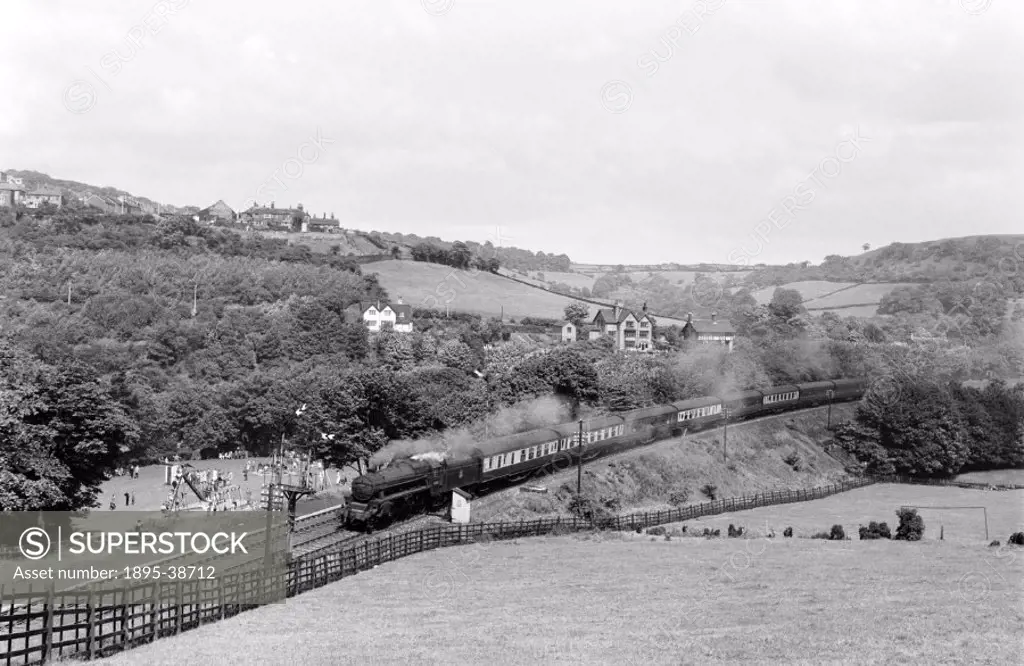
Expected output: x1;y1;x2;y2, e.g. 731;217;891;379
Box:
97;527;1024;665
519;270;596;290
364;260;593;320
803;282;915;310
752;281;857;304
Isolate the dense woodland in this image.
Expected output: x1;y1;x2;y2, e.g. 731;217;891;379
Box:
1;208;1021;511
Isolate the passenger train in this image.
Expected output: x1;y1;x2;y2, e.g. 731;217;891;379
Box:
345;377;868;530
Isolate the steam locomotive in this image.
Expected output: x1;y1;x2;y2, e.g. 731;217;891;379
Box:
345;377;868;530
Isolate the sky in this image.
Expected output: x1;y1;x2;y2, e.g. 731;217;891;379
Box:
1;0;1021;266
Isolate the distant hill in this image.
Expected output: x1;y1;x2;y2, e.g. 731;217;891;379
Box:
744;235;1024;288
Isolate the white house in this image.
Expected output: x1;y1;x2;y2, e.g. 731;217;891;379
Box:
346;298;414;333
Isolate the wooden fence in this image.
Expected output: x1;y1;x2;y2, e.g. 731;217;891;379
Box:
0;478;874;665
872;474;1024;491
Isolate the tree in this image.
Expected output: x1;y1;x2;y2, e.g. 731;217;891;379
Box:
563;303;590;328
390;245;401;259
0;344;139;510
862;243;871;252
768;287;806;321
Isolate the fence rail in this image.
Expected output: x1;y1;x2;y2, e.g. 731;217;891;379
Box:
872;474;1024;491
0;477;876;665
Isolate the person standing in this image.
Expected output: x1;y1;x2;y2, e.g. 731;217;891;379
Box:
123;491;129;507
110;495;116;511
131;491;136;506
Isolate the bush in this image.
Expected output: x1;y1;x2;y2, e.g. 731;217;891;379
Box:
668;488;691;507
727;524;745;538
829;524;846;541
700;484;717;500
858;521;892;540
783;452;802;471
647;526;666;536
895;508;925;541
1009;532;1024;546
701;528;721;538
811;531;831;539
783;526;793;538
990;540;1002;547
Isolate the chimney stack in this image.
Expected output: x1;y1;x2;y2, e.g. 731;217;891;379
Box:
642;301;648;313
271;201;275;209
686;312;693;324
614;300;622;319
711;312;717;324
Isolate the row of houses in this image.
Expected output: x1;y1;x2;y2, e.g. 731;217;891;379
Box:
562;304;735;352
195;200;341;232
0;172;64;209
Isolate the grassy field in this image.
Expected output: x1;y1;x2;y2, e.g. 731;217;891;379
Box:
97;524;1024;665
660;483;1024;543
804;283;915;310
752;281;858;304
364;260;593;320
956;469;1024;486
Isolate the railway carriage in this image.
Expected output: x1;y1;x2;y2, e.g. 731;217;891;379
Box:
719;389;765;419
552;415;629;459
671;397;724;430
759;384;801;415
832;378;868;401
476;428;566;483
624;404;679;440
795;380;836;407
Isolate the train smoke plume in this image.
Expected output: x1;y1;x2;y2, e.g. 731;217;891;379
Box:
369;395;572;469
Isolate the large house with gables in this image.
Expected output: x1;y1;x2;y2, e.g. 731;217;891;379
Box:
346;299;414;333
681;312;736;351
589;302;655;351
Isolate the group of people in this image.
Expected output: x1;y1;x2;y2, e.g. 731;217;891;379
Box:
109;490;136;510
217;450;249;460
114;465;141;479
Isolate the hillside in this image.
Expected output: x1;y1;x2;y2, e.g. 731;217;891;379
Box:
744;234;1024;287
362;260;689;326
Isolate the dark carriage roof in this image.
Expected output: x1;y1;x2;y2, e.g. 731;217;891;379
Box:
762;384;800;395
796;380;835;391
833;377;868;388
549;414;625;437
472;428;563;458
624;405;678;421
671;396;722;411
720;389;764;402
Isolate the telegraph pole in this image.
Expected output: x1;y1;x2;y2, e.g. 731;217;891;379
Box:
723;408;731;464
826;390;835;430
576;419;584;494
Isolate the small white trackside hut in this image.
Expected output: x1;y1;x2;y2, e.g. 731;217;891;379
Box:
451;488;472;524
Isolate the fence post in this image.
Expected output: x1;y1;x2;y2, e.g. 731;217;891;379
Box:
175;581;183;635
151;581;161;642
86;584;97;660
42;579;54;663
120;579;130;648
